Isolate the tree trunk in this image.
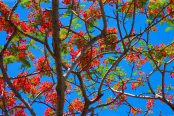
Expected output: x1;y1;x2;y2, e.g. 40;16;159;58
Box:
52;0;65;116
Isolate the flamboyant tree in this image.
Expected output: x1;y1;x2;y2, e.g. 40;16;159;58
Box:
0;0;174;115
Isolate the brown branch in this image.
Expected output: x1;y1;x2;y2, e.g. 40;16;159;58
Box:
8;0;21;20
52;0;65;116
99;0;107;31
129;0;136;36
115;2;126;50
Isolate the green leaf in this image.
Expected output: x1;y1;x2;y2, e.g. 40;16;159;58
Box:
110;72;115;80
72;17;79;24
133;71;139;76
146;19;152;23
147;43;153;49
165;27;174;32
4;56;16;64
160;20;165;25
80;4;86;9
67;78;73;82
20;0;31;8
116;67;121;71
19;57;31;68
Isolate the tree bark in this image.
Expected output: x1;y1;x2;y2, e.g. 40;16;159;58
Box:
52;0;65;116
81;103;89;116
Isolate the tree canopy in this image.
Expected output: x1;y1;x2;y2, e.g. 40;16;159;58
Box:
0;0;174;116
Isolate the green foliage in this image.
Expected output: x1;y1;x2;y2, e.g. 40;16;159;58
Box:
165;26;174;32
4;55;16;64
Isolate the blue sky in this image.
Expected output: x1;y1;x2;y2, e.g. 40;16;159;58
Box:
1;0;174;116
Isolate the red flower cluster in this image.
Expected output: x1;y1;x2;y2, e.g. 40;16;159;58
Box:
131;78;144;91
82;6;101;22
125;51;148;68
152;43;173;60
26;0;62;35
34;56;51;77
0;91;16;109
44;108;55;116
0;79;4;93
116;94;128;106
70;30;102;71
46;92;57;107
67;98;83;115
38;81;54;95
147;1;164;17
167;5;174;18
113;82;127;91
13;72;41;94
70;47;101;71
61;0;78;5
146;100;155;111
16;40;28;59
39;11;62;34
98;27;118;51
70;31;88;49
107;95;128;110
131;107;141;115
165;93;173;101
12;103;27;116
66;83;73;94
0;1;13;34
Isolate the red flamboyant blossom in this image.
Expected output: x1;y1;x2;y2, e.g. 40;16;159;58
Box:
38;81;54;95
11;103;28;116
125;51;148;68
170;73;174;78
46;92;57;107
67;98;84;115
113;82;127;91
70;31;102;70
0;79;4;93
98;27;118;51
44;108;55;116
131;107;141;115
34;56;51;77
0;91;16;109
61;0;78;5
165;94;173;101
70;31;88;48
82;6;101;22
13;72;40;94
70;47;101;71
131;78;144;91
66;83;73;94
167;5;174;18
146;100;155;111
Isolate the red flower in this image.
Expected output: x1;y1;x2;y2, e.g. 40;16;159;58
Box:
82;6;101;22
146;100;155;111
68;98;84;114
46;92;57;107
38;81;54;95
34;56;51;77
44;108;55;116
131;107;141;115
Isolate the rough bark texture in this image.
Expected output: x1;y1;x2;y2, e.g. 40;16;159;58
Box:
52;0;65;116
